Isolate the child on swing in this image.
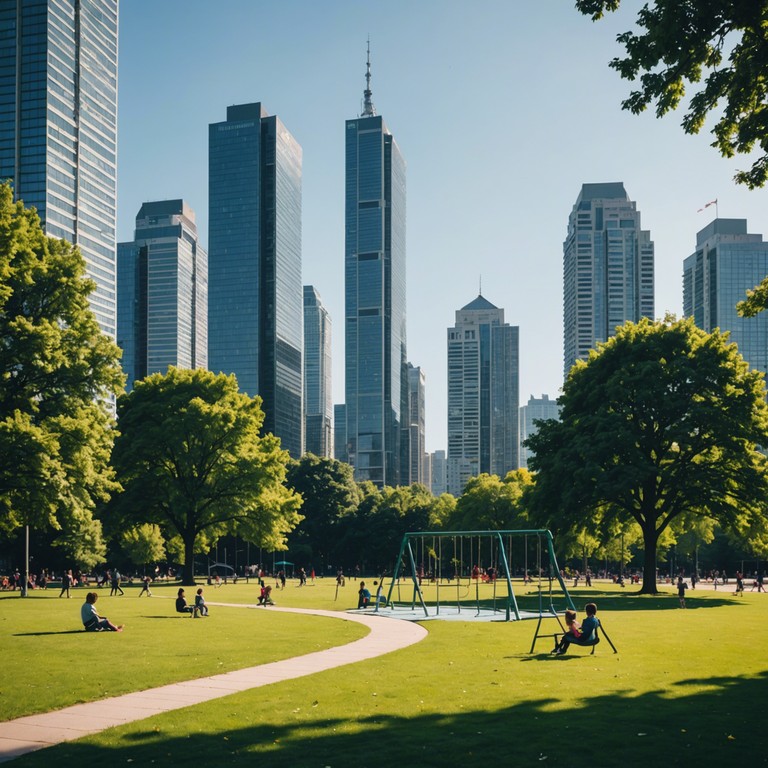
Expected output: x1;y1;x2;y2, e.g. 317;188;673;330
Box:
554;609;581;654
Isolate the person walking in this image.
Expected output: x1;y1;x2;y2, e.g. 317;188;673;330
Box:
138;575;152;597
677;576;688;608
110;569;125;596
59;569;72;598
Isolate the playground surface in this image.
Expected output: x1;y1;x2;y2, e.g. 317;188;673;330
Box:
0;604;427;764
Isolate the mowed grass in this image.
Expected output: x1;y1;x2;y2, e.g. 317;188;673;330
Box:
0;583;365;720
3;581;768;767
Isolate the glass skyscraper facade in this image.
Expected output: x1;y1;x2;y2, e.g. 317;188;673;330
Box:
0;0;118;336
683;218;768;376
404;363;426;485
117;200;207;391
519;394;560;470
208;102;303;458
447;295;519;497
303;285;332;457
563;182;654;378
344;62;406;487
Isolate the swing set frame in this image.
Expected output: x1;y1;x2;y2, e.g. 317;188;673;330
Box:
379;529;575;622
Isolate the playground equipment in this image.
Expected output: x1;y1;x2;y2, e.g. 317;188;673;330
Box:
376;530;575;622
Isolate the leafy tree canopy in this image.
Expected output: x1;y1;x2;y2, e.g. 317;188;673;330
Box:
448;470;533;531
286;453;361;565
576;0;768;188
109;367;302;584
0;184;123;563
121;523;166;569
528;316;768;593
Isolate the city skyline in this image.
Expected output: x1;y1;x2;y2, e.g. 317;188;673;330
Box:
117;1;768;454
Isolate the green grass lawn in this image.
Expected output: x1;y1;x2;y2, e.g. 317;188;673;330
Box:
0;583;365;720
3;581;768;767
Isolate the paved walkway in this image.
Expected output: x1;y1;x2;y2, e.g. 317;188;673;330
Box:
0;604;427;764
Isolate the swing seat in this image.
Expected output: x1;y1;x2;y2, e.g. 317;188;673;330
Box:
555;626;604;654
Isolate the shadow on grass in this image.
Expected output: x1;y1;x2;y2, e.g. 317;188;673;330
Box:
13;670;767;768
12;630;85;636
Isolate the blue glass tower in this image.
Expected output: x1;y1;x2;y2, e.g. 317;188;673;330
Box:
208;103;303;458
117;200;207;391
303;285;333;457
0;0;119;337
684;218;768;377
344;48;406;486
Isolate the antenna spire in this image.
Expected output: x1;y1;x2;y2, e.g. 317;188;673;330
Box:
362;38;376;117
479;275;482;296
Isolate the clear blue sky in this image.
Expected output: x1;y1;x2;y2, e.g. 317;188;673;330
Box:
117;0;768;453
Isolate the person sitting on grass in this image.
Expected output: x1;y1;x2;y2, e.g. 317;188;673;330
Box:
195;587;209;616
553;609;581;654
175;588;198;617
81;592;123;632
258;584;274;605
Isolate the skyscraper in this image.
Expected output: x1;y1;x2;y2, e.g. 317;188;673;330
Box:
117;200;207;391
519;394;560;470
563;182;654;378
303;285;332;457
344;47;406;486
208;102;303;457
429;450;448;496
684;218;768;376
404;363;426;485
447;295;519;496
0;0;119;336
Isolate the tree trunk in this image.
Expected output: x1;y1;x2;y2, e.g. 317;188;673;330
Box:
182;533;196;586
639;527;659;594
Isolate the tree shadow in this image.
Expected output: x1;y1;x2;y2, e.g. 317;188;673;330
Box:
14;670;768;768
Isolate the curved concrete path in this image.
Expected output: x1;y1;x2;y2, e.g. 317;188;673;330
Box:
0;604;427;764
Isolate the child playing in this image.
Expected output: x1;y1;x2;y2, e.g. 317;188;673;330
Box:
554;609;581;654
195;587;209;616
258;584;274;605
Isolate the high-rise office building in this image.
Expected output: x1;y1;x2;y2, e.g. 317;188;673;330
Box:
0;0;119;337
429;449;447;496
117;200;207;391
303;285;332;457
563;182;654;378
404;363;426;485
447;295;519;496
344;48;406;486
334;404;347;463
684;218;768;376
519;394;561;470
208;102;303;457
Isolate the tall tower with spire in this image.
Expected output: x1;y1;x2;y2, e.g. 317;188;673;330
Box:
343;44;407;487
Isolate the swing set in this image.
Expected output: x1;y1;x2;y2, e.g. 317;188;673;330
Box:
376;529;576;623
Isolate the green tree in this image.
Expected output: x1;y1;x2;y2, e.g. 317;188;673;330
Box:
121;523;166;572
0;184;123;563
109;367;302;585
736;280;768;318
449;470;533;531
286;454;361;569
575;1;768;188
528;316;768;594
